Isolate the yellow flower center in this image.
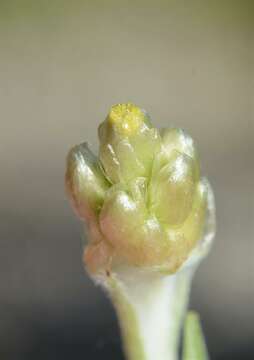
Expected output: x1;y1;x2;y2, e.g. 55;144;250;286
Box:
108;103;145;136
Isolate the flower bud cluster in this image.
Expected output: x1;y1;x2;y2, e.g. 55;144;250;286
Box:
66;103;212;274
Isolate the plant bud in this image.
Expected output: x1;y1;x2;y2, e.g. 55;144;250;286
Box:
98;103;161;183
149;151;196;225
65;142;109;220
65;104;215;274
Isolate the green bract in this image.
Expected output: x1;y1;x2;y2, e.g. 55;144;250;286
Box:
66;103;212;274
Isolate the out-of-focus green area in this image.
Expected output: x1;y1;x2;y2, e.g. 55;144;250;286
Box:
0;1;253;359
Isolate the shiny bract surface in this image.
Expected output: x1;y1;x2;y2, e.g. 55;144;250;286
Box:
65;103;214;274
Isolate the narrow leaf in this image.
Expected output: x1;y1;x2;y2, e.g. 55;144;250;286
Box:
182;311;209;360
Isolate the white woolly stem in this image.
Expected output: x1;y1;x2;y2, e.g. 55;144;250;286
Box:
102;266;195;360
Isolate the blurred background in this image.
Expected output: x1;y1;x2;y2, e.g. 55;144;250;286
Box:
0;0;253;359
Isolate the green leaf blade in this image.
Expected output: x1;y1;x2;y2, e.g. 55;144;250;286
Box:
183;311;209;360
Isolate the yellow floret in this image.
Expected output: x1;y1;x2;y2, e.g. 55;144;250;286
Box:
108;103;145;136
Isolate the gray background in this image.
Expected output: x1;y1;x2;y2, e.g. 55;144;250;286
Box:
0;0;253;359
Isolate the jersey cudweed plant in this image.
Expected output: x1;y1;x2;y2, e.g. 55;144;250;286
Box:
65;103;216;360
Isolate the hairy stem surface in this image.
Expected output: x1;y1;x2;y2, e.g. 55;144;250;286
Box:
104;266;195;360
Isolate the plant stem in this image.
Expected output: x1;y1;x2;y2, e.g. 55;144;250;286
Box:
104;265;195;360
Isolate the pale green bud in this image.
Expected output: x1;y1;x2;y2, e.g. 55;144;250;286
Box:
149;151;196;225
98;103;161;183
152;128;199;177
99;183;168;266
65;103;215;274
162;178;208;272
65;142;109;220
161;128;197;159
